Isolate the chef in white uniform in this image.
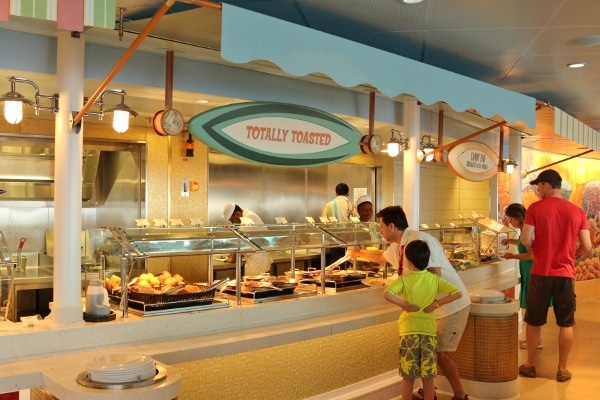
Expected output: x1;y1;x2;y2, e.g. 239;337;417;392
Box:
222;202;273;276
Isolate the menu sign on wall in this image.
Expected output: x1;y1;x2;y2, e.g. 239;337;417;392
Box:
446;141;499;182
188;102;363;167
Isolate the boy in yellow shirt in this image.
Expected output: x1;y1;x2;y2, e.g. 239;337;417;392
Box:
384;240;463;400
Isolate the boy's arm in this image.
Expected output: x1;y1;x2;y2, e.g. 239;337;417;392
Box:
423;288;462;313
383;290;420;312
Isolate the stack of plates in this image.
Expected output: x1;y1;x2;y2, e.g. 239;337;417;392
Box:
469;289;506;303
86;353;156;383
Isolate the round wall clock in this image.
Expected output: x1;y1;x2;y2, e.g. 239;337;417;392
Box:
153;109;185;136
368;134;382;154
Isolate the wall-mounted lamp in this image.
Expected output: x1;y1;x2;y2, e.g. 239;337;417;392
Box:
85;89;138;133
417;135;436;162
0;76;59;124
500;155;518;174
387;129;410;157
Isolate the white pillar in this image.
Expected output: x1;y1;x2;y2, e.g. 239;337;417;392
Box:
403;98;420;228
508;130;522;204
52;30;85;325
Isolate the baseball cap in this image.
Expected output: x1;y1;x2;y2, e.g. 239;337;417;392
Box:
356;195;372;207
529;169;562;185
222;202;236;220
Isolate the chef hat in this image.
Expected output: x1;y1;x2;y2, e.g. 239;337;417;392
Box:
222;202;236;220
356;195;372;207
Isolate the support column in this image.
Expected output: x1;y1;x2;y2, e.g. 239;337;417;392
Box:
52;30;85;325
403;98;420;227
508;130;522;204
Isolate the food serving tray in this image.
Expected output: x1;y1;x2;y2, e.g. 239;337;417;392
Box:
108;286;222;315
301;277;366;292
222;284;317;304
125;297;231;317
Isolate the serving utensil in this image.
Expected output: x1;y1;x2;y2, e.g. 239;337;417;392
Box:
325;254;351;271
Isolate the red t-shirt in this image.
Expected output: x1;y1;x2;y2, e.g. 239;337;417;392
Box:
524;197;588;278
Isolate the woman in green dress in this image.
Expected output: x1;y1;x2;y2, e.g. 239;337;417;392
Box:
502;203;547;350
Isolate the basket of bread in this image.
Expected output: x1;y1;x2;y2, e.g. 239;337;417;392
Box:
105;271;227;307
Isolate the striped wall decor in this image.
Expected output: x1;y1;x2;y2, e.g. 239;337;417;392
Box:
9;0;115;29
84;0;115;29
554;107;599;152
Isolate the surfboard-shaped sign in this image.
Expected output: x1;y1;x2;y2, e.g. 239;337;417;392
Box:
188;102;362;167
447;141;499;181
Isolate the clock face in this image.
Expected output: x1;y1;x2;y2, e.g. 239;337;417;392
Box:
369;135;382;154
161;109;184;136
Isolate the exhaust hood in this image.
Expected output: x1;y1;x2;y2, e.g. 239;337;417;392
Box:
0;137;136;203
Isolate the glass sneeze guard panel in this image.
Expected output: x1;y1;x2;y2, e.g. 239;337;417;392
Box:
93;226;259;258
89;222;385;259
317;222;385;248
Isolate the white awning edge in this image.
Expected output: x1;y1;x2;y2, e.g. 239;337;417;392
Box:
554;107;600;152
221;4;536;129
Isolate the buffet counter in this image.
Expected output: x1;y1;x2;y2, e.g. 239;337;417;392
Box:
0;259;519;399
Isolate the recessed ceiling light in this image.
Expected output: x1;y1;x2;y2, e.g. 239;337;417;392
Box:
195;99;209;103
568;35;600;47
567;62;587;69
403;0;424;3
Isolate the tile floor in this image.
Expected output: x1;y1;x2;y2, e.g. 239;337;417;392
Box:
430;279;600;400
514;278;600;400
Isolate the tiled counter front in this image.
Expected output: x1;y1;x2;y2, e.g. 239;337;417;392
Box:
173;321;398;400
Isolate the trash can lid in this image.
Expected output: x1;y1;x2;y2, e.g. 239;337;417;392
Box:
469;289;505;303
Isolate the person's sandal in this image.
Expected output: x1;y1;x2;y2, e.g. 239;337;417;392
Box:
556;369;572;382
519;339;544;349
519;364;536;378
451;396;469;400
412;387;437;400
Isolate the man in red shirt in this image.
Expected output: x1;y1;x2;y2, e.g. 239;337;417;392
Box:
519;169;592;382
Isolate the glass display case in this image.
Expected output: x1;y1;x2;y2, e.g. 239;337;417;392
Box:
421;218;515;270
90;222;386;311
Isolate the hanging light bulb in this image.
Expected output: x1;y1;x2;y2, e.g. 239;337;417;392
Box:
419;135;436;162
386;129;410;158
387;136;400;158
112;109;130;133
502;156;518;174
90;89;138;133
3;99;24;124
0;77;56;124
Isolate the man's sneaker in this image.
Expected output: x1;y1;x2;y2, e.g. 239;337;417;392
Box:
556;369;572;382
519;364;536;378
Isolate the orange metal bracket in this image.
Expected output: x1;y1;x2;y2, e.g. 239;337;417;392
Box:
73;0;177;126
72;0;223;127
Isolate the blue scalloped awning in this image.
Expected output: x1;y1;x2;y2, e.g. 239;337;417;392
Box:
221;4;535;128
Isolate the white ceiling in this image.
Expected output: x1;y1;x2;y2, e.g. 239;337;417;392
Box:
1;0;600;159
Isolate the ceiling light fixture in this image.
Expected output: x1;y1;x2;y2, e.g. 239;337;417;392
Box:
418;135;436;162
403;0;424;3
500;155;518;174
567;62;587;69
0;76;59;124
387;129;410;158
85;89;138;133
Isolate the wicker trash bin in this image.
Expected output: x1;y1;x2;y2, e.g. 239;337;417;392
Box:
439;297;520;400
